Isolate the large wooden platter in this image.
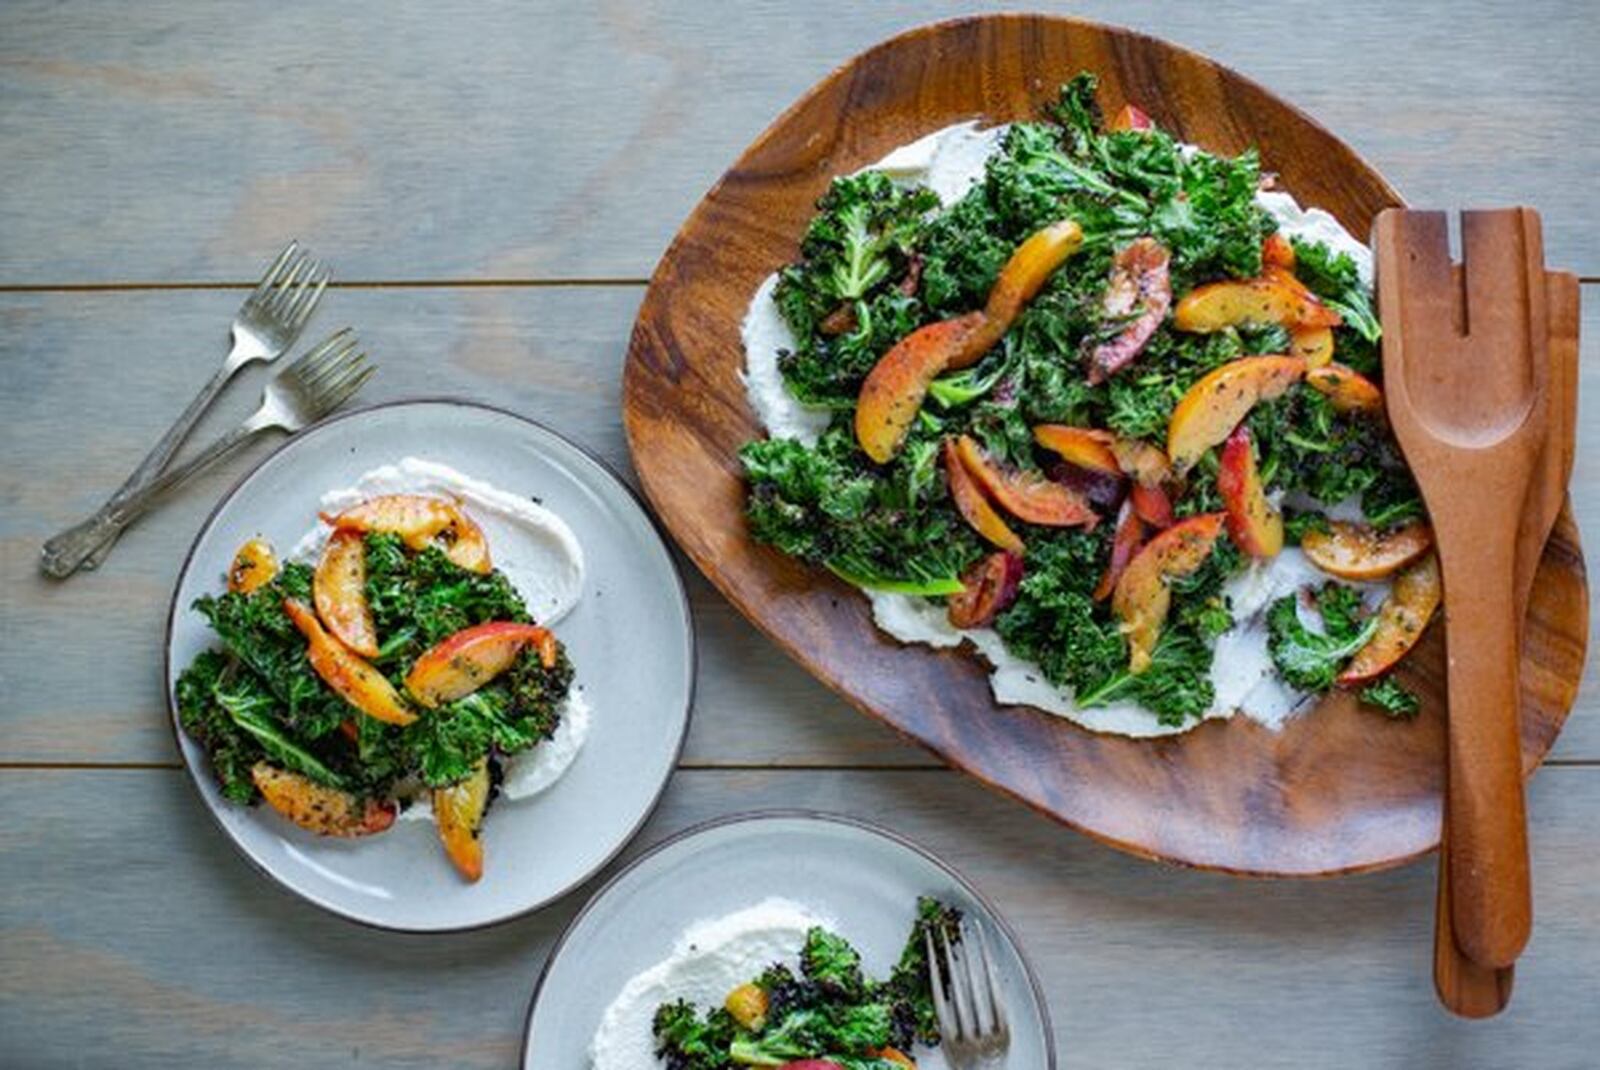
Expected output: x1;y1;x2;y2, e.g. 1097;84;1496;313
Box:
621;13;1588;876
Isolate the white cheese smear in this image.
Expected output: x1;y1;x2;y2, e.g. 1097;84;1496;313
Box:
589;899;826;1070
740;121;1386;738
294;456;592;816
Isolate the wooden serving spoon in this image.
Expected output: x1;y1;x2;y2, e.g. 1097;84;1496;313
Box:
1432;269;1580;1016
1375;208;1549;971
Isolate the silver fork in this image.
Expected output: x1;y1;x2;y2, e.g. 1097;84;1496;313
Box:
77;241;330;570
41;330;372;577
927;918;1011;1068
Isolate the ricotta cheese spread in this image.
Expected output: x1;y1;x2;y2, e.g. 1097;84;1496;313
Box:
740;121;1385;738
588;899;828;1070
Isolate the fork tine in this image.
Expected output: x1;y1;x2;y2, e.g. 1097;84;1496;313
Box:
250;241;299;302
300;341;361;391
283;328;354;380
974;921;1008;1039
312;363;373;417
925;929;956;1042
313;355;369;400
269;256;311;315
286;266;330;329
941;927;975;1040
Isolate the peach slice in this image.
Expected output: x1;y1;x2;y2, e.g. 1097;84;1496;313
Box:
1306;362;1384;414
1112;512;1226;672
284;599;416;725
946;551;1024;629
323;494;492;573
251;763;395;837
1093;502;1146;602
1099;433;1171;488
1166;355;1306;473
944;440;1025;555
1338;553;1441;684
1262;233;1296;271
227;538;279;594
855;312;986;463
724;983;770;1031
1110;103;1154;132
1129;483;1174;529
1217;426;1283;558
954;435;1097;528
1087;237;1172;383
1173;275;1340;333
434;757;490;882
314;529;379;658
1289;325;1334;368
1032;425;1121;477
951;220;1085;368
405;621;557;708
1302;519;1433;581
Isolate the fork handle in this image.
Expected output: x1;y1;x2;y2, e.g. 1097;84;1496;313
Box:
1438;535;1532;969
79;357;244;570
41;415;269;578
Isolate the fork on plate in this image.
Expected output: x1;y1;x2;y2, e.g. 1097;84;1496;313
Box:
927;917;1011;1067
40;329;373;577
68;241;331;572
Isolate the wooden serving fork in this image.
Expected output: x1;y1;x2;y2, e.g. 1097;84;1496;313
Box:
1432;269;1580;1016
1375;208;1550;971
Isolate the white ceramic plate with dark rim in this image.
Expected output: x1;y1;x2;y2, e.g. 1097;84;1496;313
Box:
165;398;695;932
522;811;1056;1068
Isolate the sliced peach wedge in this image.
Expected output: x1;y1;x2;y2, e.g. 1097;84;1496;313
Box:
1032;425;1121;477
855;313;986;463
1289;325;1334;368
1086;237;1172;384
1112;512;1226;672
405;621;557;708
954;435;1097;528
1109;102;1154;132
946;550;1024;629
1173;274;1341;333
314;529;379;657
1217;426;1282;558
1302;519;1433;581
323;494;492;573
284;599;416;725
1093;501;1146;602
251;763;396;838
434;757;491;882
1166;355;1306;473
228;538;279;594
1261;233;1296;271
1306;362;1383;415
954;220;1086;367
1338;553;1441;685
944;440;1025;555
855;220;1083;461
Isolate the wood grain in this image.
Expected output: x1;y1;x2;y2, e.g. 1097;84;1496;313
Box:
4;765;1600;1068
623;13;1589;876
0;288;923;769
1;0;1597;284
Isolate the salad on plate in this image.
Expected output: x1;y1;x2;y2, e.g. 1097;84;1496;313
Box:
740;73;1438;737
176;462;590;882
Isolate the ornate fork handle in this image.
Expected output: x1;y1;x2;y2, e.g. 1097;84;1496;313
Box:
41;414;271;578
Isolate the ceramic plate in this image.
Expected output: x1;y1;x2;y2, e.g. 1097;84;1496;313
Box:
522;811;1055;1068
165;399;694;931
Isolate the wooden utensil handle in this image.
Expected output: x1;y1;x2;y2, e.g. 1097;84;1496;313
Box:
1439;543;1532;968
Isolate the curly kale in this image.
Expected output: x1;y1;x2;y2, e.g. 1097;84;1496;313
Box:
1266;584;1380;692
1361;677;1421;719
653;898;958;1069
176;533;575;805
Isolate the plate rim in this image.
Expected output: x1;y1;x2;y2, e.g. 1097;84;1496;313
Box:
163;395;698;933
620;11;1587;878
519;807;1058;1068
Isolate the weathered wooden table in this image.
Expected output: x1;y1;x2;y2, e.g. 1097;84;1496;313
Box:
3;3;1597;1066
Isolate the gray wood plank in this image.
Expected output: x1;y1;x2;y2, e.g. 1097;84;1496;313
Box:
1;0;1596;284
0;286;925;768
3;285;1596;765
2;765;1600;1068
